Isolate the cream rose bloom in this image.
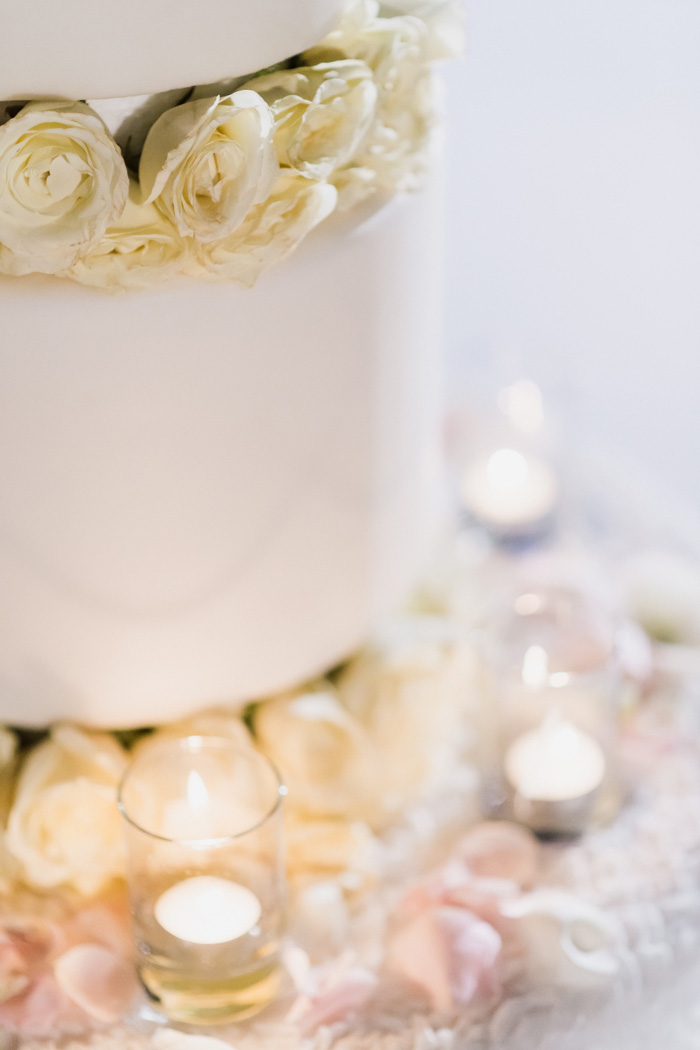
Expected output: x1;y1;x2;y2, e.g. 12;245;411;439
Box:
253;688;375;819
5;725;128;896
337;616;476;822
0;101;128;276
192;173;337;286
69;180;186;290
285;812;378;890
306;10;436;193
245;60;377;179
140;91;279;242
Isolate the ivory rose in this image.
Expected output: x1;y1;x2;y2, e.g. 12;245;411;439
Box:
192;173;337;286
336;616;475;822
0;101;128;275
140;90;279;242
306;9;436;193
69;180;186;290
253;689;374;819
285;812;378;888
245;60;377;179
5;725;127;896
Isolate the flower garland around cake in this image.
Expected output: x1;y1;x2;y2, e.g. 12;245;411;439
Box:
0;0;463;291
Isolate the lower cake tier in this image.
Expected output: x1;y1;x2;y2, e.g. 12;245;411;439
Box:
0;181;445;728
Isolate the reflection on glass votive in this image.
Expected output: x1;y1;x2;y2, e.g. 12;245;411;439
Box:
480;587;622;837
118;736;286;1025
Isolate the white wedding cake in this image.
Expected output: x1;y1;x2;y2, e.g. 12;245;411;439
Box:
0;0;460;727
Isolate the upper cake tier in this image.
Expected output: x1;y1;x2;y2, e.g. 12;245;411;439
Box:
0;0;347;100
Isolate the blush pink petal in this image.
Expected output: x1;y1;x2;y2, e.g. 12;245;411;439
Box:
0;974;66;1036
388;906;501;1012
54;944;138;1023
61;898;133;956
455;822;539;887
293;970;377;1034
0;918;62;972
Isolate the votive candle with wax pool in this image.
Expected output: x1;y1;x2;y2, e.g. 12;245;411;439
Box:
118;736;286;1025
154;876;262;945
462;447;559;539
504;713;607;835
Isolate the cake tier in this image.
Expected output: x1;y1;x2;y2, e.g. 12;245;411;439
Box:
0;180;445;728
0;0;346;100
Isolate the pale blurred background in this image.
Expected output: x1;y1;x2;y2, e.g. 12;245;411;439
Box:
443;0;700;511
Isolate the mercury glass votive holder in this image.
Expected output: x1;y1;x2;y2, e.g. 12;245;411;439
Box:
479;587;623;837
118;736;286;1025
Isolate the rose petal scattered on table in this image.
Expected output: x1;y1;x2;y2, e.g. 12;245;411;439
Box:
288;967;377;1034
0;974;66;1036
0;918;62;971
456;822;539;887
61;898;133;956
445;878;520;939
388;906;501;1012
54;943;138;1023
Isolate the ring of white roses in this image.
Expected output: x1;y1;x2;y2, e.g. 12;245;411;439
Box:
0;0;462;291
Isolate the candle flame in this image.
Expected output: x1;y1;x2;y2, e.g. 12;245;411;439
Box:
522;644;549;687
187;770;209;815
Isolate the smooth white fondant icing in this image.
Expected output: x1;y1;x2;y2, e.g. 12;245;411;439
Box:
0;0;346;101
0;179;445;728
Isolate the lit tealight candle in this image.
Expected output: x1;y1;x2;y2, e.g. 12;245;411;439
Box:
155;876;262;945
504;714;606;835
462;448;558;537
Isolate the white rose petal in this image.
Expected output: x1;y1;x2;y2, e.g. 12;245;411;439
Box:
140;90;279;242
339;0;380;32
6;726;128;896
192;173;337;286
0;101;128;275
330;165;379;211
381;0;466;60
68;180;186;291
246;60;377;179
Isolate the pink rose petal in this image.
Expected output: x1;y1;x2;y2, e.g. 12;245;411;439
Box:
291;969;377;1034
61;898;132;956
445;880;519;938
456;822;539;888
0;974;66;1036
388;906;501;1012
54;944;138;1024
0;918;62;972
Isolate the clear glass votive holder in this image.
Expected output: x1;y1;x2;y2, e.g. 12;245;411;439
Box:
478;587;622;837
118;736;286;1025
